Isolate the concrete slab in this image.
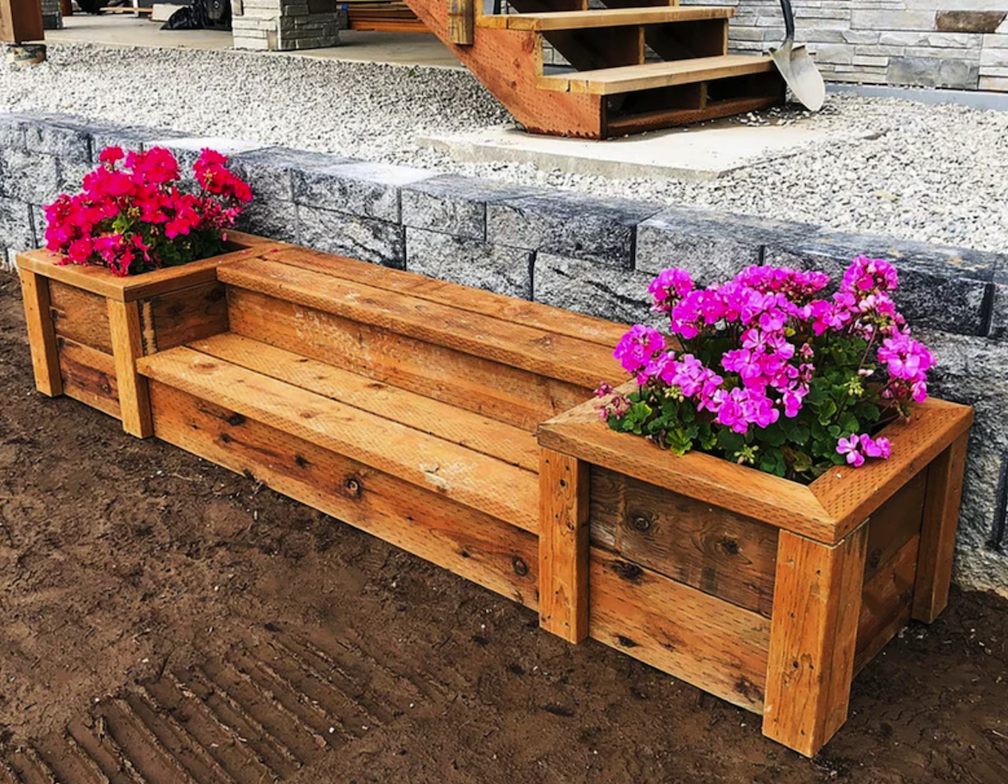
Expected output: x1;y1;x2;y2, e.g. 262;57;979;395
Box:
418;123;872;182
46;15;461;68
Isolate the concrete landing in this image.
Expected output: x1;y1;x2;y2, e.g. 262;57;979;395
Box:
419;122;870;181
46;15;462;68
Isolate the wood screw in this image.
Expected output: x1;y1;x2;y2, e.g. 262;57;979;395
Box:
631;515;651;532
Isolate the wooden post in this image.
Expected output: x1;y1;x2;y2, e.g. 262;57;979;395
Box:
18;268;63;397
0;0;44;43
912;434;969;623
539;448;589;643
762;523;868;757
108;299;153;438
59;0;72;17
447;0;474;45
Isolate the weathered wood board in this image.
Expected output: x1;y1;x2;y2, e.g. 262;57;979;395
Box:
149;382;540;608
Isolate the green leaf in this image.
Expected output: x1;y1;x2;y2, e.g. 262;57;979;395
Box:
756;422;786;448
717;429;746;455
817;398;838;425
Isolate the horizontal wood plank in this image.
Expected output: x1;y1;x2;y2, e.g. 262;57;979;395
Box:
16;238;276;301
272;247;628;349
190;333;539;472
49;280;114;354
479;6;733;31
539;417;835;542
590;548;770;713
227;287;592;431
137;346;539;533
590;466;779;617
150;382;539;608
139;281;230;355
57;337;120;419
218;258;619;389
538;55;774;96
543;390;972;545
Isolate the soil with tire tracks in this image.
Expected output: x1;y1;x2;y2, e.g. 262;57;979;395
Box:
0;276;1006;783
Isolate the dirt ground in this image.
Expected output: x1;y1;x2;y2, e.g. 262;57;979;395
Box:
0;276;1007;784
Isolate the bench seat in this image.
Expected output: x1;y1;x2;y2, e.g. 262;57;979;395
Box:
127;245;624;609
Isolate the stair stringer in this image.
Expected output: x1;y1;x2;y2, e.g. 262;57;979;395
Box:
402;0;606;138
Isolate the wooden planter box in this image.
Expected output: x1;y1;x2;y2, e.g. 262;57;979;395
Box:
16;232;276;437
537;389;972;756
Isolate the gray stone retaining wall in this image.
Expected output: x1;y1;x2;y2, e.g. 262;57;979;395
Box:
682;0;1008;92
2;110;1007;596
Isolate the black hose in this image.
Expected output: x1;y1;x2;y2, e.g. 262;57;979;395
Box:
778;0;796;43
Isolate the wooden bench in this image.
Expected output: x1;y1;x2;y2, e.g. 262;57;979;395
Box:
129;245;623;606
18;240;965;757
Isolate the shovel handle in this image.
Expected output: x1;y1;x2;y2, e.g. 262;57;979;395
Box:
778;0;796;43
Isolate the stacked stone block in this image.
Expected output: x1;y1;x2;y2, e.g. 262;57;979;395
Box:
232;0;341;51
679;0;1008;92
1;110;1007;596
40;0;62;30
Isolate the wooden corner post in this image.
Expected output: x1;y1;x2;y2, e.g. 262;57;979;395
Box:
0;0;45;43
107;299;153;438
912;432;969;623
447;0;474;45
762;523;869;757
18;267;63;397
539;448;589;643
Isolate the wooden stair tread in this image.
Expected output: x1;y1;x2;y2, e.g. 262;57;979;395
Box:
539;54;776;95
269;247;628;348
136;345;539;533
218;255;620;390
479;6;733;31
189;332;539;472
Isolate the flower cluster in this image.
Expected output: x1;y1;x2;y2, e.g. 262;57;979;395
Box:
44;146;253;277
601;256;933;483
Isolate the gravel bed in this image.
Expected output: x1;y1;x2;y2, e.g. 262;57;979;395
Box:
3;44;1007;254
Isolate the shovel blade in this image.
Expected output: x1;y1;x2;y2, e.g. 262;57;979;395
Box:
771;42;826;112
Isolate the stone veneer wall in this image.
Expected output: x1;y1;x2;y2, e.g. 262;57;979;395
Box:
231;0;341;51
682;0;1008;92
2;110;1008;596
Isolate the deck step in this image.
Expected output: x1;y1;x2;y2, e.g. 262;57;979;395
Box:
217;254;619;390
478;6;733;31
136;344;539;533
539;54;776;95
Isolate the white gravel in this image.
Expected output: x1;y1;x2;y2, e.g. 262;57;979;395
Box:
3;44;1008;254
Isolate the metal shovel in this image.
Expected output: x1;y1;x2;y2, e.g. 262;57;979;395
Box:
770;0;826;112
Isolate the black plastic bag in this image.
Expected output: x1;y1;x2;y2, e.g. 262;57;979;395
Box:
162;0;231;31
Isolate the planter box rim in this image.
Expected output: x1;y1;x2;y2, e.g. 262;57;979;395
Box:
15;231;276;303
538;384;973;546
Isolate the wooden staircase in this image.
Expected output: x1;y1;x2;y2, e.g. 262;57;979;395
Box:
402;0;786;137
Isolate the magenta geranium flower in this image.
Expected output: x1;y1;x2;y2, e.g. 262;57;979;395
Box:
599;257;931;481
44;146;253;277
